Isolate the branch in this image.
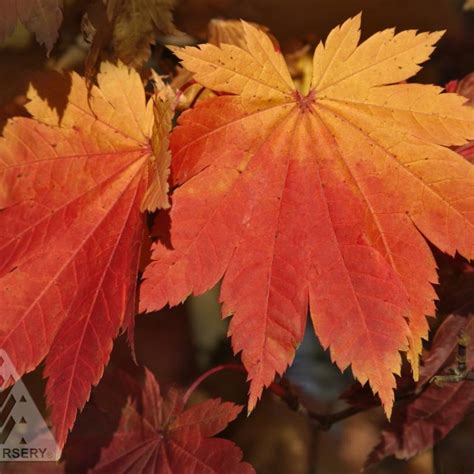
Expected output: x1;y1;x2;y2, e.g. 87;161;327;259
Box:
184;326;473;431
184;363;416;430
303;388;419;430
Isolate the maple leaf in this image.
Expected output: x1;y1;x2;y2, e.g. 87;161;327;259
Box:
140;15;474;416
91;369;254;474
0;0;62;53
0;62;173;448
368;312;474;463
207;19;276;51
171;20;274;113
83;0;180;75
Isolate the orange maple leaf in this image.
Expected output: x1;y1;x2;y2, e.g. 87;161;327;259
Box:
140;15;474;416
0;62;172;448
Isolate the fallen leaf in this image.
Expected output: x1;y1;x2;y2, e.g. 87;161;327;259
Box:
0;0;63;54
140;15;474;416
91;369;255;474
0;62;172;448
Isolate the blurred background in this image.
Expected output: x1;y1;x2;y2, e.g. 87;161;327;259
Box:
1;1;473;473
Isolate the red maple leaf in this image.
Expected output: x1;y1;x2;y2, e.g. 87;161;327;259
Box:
368;313;474;463
368;259;474;464
91;369;255;474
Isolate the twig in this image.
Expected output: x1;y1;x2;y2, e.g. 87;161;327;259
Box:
184;332;472;431
430;330;474;385
184;363;416;430
305;388;419;430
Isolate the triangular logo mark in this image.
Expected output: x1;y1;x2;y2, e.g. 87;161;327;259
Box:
0;350;60;461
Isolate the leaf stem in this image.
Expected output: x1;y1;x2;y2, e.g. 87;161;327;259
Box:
183;363;287;405
183;364;245;404
188;86;206;110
